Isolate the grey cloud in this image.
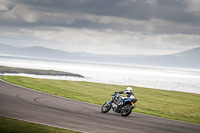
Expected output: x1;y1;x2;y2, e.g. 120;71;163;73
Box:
14;0;155;20
0;0;15;12
13;0;200;23
155;0;200;25
0;0;200;35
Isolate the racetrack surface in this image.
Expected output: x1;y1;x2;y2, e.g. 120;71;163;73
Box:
0;79;199;133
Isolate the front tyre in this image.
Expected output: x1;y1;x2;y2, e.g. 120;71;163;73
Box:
101;102;112;113
121;104;132;117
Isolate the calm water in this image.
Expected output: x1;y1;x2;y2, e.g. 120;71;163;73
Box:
0;55;200;94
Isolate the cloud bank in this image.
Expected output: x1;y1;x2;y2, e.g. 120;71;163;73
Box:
0;0;200;55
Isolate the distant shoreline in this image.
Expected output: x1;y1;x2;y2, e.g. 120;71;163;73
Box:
0;66;84;78
0;55;199;94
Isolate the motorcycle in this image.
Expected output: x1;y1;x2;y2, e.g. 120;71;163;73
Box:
101;91;137;116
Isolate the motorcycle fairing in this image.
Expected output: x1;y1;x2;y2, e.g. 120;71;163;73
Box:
124;98;137;104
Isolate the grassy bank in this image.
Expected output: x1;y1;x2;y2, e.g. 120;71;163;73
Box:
2;76;200;124
0;116;80;133
0;66;84;77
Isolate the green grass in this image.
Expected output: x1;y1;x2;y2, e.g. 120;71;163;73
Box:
0;116;80;133
2;76;200;124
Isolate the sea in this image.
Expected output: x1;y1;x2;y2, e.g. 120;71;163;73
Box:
0;54;200;94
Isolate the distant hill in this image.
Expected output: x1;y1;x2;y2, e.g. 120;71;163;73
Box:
0;43;199;69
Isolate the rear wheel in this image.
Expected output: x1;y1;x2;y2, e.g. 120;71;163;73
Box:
101;102;112;113
121;104;132;116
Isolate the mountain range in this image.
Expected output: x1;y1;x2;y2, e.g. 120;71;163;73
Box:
0;43;200;69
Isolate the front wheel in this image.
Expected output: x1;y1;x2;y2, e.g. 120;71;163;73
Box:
121;104;132;117
101;102;112;113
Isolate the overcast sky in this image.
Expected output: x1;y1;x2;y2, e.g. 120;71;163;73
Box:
0;0;200;55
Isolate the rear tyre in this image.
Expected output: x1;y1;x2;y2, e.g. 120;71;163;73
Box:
101;102;112;113
121;104;132;117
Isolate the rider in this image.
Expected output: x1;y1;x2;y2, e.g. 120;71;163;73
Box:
117;87;137;106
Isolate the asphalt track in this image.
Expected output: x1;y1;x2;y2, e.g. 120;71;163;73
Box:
0;79;199;133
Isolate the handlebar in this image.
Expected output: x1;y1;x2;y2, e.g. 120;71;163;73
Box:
112;91;118;96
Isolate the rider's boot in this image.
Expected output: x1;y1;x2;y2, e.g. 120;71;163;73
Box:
132;103;136;109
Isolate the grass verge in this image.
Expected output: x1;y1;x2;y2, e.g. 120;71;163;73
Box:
2;76;200;124
0;116;80;133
